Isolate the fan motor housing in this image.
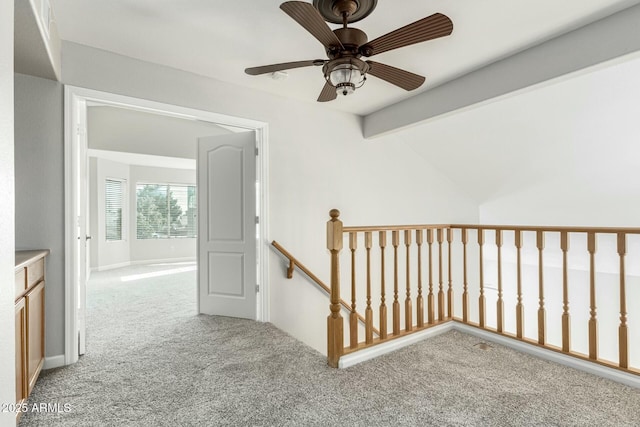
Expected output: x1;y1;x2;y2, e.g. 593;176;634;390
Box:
333;28;368;51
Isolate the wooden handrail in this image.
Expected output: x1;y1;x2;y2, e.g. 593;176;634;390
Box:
344;223;640;234
270;241;380;337
452;224;640;234
343;224;451;232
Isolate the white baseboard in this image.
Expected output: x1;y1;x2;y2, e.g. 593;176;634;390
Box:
338;322;640;389
129;257;196;266
96;261;130;272
94;257;196;272
339;323;455;369
43;355;65;370
453;323;640;389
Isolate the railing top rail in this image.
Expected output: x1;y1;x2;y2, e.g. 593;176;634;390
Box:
342;224;452;232
341;223;640;234
450;224;640;234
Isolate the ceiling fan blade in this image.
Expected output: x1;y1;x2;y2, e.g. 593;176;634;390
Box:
280;1;344;49
245;60;325;76
317;80;337;102
367;61;425;91
365;13;453;57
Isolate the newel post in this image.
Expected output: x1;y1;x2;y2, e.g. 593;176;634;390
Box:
327;209;344;368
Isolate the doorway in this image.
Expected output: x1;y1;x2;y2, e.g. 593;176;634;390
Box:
64;86;270;365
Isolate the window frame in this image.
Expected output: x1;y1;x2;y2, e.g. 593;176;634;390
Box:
135;181;197;240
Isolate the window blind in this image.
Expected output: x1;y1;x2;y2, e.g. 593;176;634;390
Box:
105;179;124;241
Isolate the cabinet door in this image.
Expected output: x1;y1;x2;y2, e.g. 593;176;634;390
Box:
26;281;45;394
15;298;27;404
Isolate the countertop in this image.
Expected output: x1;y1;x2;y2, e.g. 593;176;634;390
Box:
15;249;50;270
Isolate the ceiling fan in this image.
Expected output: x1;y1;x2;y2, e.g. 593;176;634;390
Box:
245;0;453;102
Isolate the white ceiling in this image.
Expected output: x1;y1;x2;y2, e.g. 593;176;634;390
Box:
87;105;233;161
50;0;640;116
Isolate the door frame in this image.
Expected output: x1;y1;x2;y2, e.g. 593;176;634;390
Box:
64;85;270;365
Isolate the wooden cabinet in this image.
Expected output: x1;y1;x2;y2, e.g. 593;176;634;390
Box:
15;250;48;415
15;298;26;406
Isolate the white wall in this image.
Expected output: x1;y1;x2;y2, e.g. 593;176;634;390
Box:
0;0;15;422
476;53;640;226
393;52;640;226
61;41;479;356
14;73;65;361
89;158;197;270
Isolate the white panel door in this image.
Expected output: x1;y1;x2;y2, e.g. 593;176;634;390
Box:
198;132;257;319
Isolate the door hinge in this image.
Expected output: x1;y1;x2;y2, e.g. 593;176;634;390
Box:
255;216;259;224
255;147;259;156
255;284;260;293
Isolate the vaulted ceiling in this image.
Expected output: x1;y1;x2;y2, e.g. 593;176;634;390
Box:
50;0;640;116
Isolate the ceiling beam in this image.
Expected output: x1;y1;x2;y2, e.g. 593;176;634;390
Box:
364;3;640;139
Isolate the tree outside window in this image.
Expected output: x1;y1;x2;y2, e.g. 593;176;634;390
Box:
136;184;197;239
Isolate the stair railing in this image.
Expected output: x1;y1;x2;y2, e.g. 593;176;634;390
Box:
325;209;640;374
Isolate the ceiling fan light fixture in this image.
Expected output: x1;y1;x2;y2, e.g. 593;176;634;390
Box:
330;64;361;96
326;59;368;96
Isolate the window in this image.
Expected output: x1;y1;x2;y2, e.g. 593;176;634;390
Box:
136;183;197;239
105;179;124;241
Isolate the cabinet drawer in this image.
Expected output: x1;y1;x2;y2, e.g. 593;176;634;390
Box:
27;258;44;288
15;269;26;298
